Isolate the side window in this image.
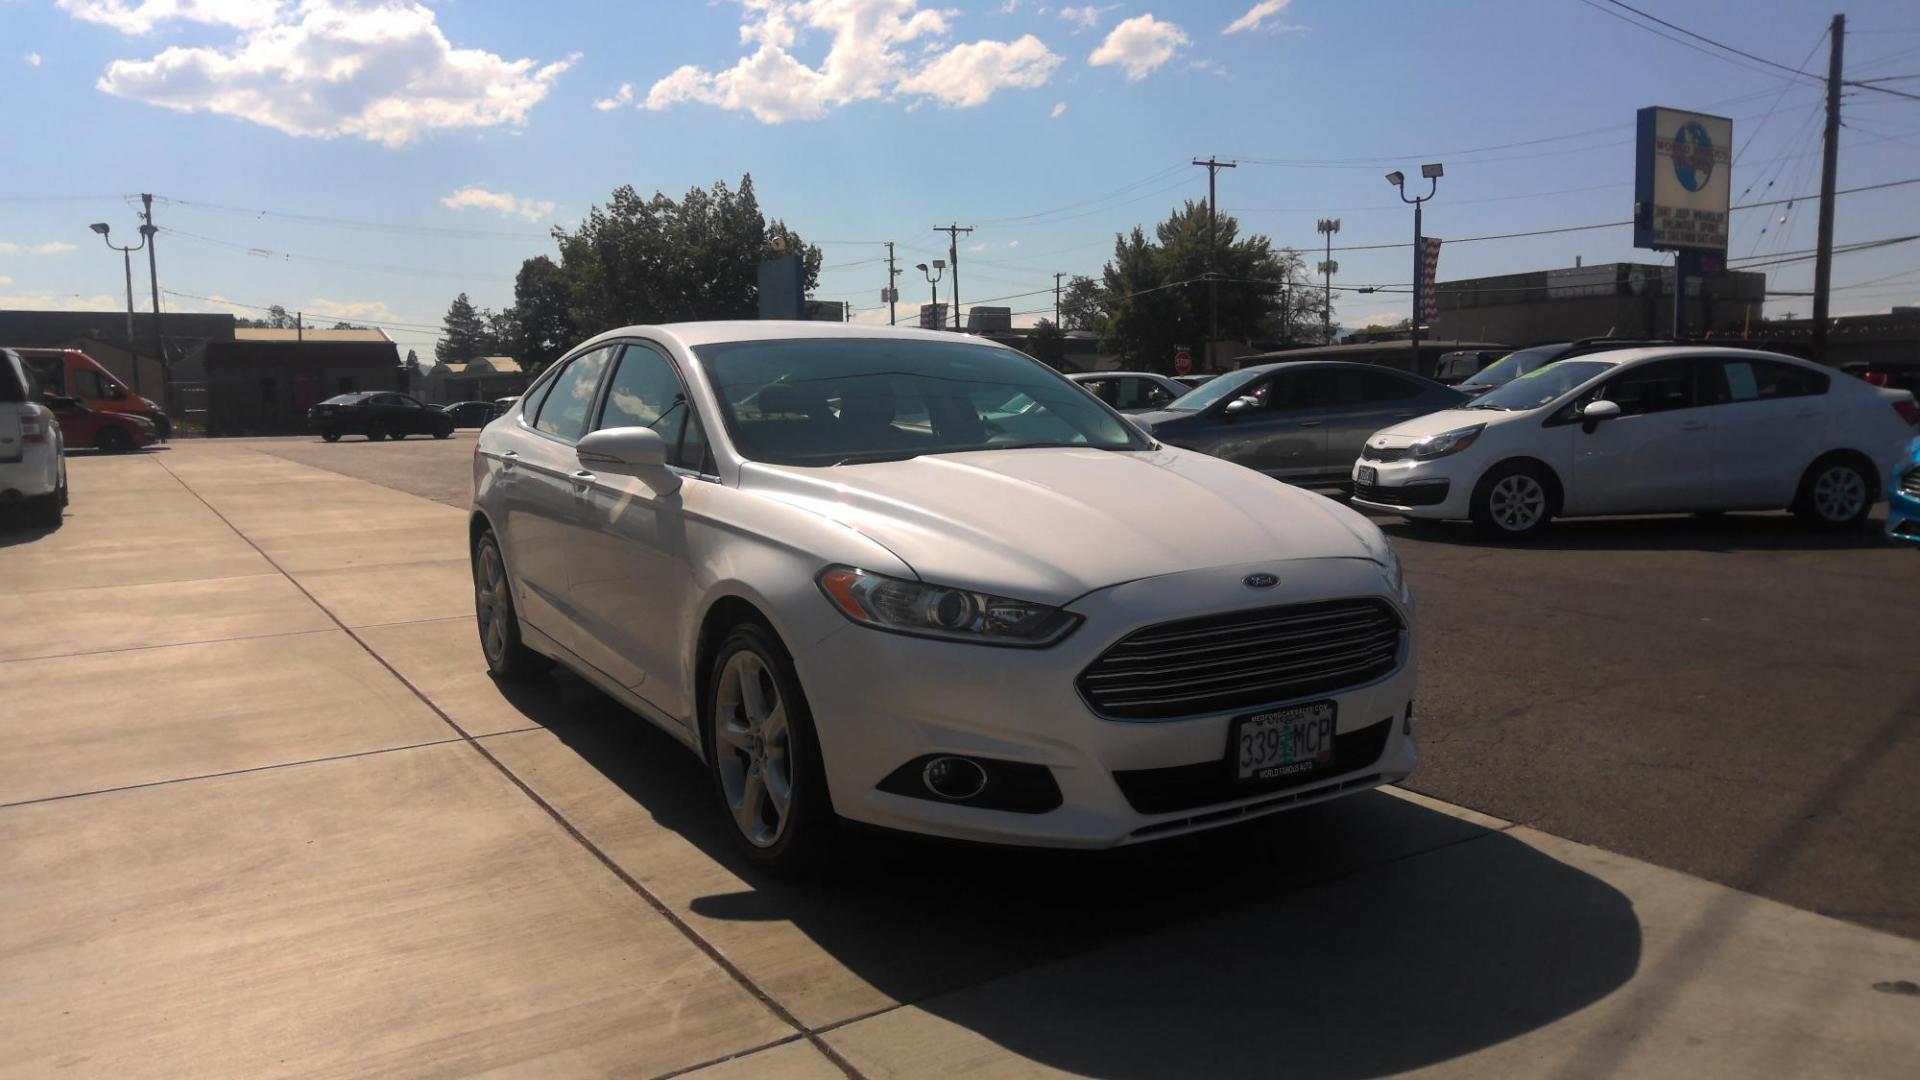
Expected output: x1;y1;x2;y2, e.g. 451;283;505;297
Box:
1723;359;1829;402
1141;380;1175;408
1262;373;1314;410
1112;378;1156;410
594;344;707;470
1078;378;1114;404
534;346;613;442
1598;358;1701;416
396;395;423;409
1362;371;1421;402
76;369;114;398
1315;369;1366;407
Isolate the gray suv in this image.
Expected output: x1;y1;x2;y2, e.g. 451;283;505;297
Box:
1131;361;1466;486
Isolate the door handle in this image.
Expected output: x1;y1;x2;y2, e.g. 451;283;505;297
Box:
1297;420;1324;428
570;469;597;492
499;449;518;470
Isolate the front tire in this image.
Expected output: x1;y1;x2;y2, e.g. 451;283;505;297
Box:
366;420;389;442
1794;456;1874;528
96;426;132;454
321;429;342;443
29;485;63;528
1471;461;1556;538
472;529;553;680
704;623;834;873
432;424;453;440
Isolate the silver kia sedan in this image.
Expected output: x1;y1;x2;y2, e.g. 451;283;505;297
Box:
470;322;1417;870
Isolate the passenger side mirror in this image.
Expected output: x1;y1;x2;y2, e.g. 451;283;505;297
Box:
1224;397;1256;417
43;394;78;412
1580;400;1622;421
577;426;681;494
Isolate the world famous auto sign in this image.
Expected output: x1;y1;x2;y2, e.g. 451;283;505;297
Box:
1634;106;1732;253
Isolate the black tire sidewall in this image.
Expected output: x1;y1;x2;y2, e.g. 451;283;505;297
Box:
97;427;130;453
703;622;834;871
322;429;342;442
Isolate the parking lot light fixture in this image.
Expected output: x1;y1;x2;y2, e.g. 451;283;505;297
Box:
919;261;945;327
1387;164;1443;368
88;220;149;396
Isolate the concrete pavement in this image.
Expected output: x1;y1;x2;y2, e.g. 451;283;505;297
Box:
2;440;1916;1078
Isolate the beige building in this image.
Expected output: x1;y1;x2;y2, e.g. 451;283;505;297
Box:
416;356;531;405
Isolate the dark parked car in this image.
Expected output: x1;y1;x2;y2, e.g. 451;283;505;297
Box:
441;400;503;428
1455;338;1674;397
1173;373;1218;390
307;392;454;442
1432;350;1498;385
1067;371;1188;412
1129;361;1466;486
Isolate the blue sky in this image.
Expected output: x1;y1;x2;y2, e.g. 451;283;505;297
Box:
2;0;1918;356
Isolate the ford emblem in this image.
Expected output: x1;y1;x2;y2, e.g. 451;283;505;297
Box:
1243;573;1280;589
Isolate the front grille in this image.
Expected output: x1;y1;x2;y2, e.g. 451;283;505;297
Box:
1353;479;1450;507
1078;598;1403;721
1902;466;1920;498
1116;718;1395;816
1361;445;1409;463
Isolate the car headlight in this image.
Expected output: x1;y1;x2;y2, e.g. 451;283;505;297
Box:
1380;544;1409;601
817;566;1081;647
1409;423;1485;460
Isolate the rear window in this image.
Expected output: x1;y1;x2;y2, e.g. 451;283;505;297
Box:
0;355;30;403
321;393;371;405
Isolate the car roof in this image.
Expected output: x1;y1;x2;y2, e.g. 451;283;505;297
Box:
1070;370;1169;379
1544;345;1816;369
579;320;1004;352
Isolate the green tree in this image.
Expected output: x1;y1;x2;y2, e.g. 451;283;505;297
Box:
1058;275;1106;334
1024;319;1067;369
481;306;522;358
511;256;574;375
436;293;486;363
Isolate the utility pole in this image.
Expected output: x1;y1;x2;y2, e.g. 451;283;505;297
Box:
1192;157;1237;367
885;241;900;326
933;223;973;331
140;194;169;415
1812;12;1845;364
1387;165;1443;367
296;311;304;342
1317;218;1340;343
1054;272;1065;326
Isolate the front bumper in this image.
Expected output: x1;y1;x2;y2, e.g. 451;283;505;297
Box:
1889;463;1920;543
1349;455;1477;520
794;557;1418;848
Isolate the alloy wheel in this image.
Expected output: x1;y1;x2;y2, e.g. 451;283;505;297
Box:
473;541;511;668
713;650;794;848
1488;474;1547;532
1812;465;1867;523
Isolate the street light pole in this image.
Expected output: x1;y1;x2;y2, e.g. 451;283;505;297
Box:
916;261;945;328
1387;163;1443;369
1316;218;1340;343
89;222;147;397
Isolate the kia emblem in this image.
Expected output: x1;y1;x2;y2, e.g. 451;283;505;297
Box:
1243;573;1280;589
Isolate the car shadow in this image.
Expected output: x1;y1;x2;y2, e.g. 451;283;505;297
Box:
1369;510;1892;553
526;700;1643;1077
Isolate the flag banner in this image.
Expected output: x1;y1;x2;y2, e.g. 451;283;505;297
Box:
1419;238;1443;324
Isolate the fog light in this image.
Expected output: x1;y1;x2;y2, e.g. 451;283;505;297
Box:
922;756;988;800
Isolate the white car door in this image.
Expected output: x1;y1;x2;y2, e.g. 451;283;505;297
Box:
1571;357;1718;514
565;341;709;723
502;345;615;639
1708;356;1829;509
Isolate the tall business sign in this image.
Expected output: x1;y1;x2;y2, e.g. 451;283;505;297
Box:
1417;237;1443;324
1634;106;1730;338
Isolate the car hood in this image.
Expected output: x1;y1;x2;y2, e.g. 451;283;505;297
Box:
740;447;1386;605
1126;408;1198;430
1366;407;1509;448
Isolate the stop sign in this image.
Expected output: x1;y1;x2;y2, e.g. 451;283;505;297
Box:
1174;349;1192;375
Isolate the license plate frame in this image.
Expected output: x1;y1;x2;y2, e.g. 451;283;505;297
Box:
1357;465;1378;485
1231;701;1337;784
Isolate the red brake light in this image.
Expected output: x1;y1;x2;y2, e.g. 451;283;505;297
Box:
1864;372;1890;387
1895;400;1920;427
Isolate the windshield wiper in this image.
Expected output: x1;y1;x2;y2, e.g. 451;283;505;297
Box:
1464;402;1508;411
825;451;922;466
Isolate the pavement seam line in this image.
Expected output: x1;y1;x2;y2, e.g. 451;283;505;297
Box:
150;451;865;1080
0;625;341;666
0;736;471;810
648;1032;812;1080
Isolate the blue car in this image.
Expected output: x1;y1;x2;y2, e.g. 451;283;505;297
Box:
1890;437;1920;544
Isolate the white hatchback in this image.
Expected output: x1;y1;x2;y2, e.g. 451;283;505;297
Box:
0;348;66;527
1351;347;1918;536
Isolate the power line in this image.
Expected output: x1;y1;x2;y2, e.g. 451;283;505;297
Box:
1598;0;1823;81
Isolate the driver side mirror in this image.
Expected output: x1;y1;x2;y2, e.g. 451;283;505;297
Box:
1580;399;1622;421
577;426;681;494
1224;397;1256;417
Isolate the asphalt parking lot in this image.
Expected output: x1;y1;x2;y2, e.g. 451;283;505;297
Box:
3;437;1917;1077
254;430;1920;941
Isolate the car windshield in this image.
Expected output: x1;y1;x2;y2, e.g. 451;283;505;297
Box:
1161;368;1265;411
320;393;371;405
695;337;1148;466
1466;360;1613;411
1459;346;1564;389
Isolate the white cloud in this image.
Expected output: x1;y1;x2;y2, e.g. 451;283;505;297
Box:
1223;0;1291;35
0;275;11;286
1056;4;1113;32
441;186;557;222
594;82;635;111
82;2;575;147
0;289;121;312
1089;14;1189;81
645;0;1061;123
25;52;43;67
0;241;79;256
895;34;1060;108
1007;239;1020;247
305;297;402;324
58;0;285;35
966;241;988;253
1049;100;1066;118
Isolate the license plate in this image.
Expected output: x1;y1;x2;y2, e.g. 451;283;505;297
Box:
1357;466;1377;484
1233;702;1336;782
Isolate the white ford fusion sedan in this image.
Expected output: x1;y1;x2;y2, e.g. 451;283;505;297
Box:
1352;346;1919;537
471;322;1416;869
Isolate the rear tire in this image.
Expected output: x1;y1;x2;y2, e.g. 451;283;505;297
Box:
29;486;62;528
433;424;453;440
1470;461;1556;539
704;622;835;874
96;426;132;454
366;421;388;442
1793;455;1874;528
321;429;342;443
472;529;553;680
